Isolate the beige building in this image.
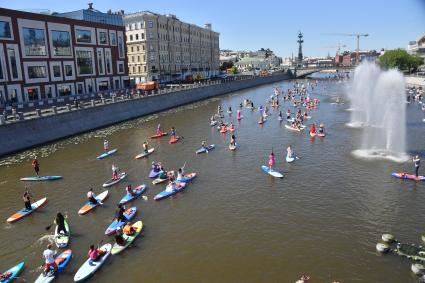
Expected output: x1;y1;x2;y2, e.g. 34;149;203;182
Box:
124;11;219;84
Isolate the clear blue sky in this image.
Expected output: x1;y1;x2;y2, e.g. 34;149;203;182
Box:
2;0;425;57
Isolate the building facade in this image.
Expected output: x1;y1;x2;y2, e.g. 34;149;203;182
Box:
407;33;425;60
0;6;128;107
124;11;220;84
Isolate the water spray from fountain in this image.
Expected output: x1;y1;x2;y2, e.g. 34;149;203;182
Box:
348;61;408;162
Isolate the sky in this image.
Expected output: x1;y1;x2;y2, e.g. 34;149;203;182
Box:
1;0;425;58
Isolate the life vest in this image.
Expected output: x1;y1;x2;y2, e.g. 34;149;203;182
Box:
123;224;134;235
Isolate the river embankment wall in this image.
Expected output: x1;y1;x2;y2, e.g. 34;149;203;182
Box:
0;73;292;157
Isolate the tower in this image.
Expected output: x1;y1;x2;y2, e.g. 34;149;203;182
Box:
297;31;303;66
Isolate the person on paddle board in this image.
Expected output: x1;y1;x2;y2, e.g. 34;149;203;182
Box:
236;109;241;120
268;152;276;171
54;212;67;234
230;135;236;147
111;164;119;180
88;244;106;264
170;127;177;139
114;226;126;246
286;109;291;120
142;142;149;154
23;190;32;210
126;184;136;196
259;115;264;124
32;157;40;176
287;145;293;158
156;124;162;135
87;188;103;205
42;244;57;274
228;106;232;113
310;123;316;134
115;204;126;223
123;222;136;235
177;167;185;181
319;123;325;134
103;140;109;152
201;141;209;153
413;155;421;177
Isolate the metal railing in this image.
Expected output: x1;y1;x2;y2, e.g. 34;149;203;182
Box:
0;74;269;125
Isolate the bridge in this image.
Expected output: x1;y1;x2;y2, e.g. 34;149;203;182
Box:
289;66;354;78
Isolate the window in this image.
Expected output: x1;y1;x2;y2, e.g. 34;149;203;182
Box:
148;21;153;28
131;46;133;52
27;87;39;101
110;32;117;45
142;45;145;51
149;45;154;51
143;65;147;72
28;66;47;79
51;30;71;56
97;49;104;74
22;27;46;56
76;29;91;43
57;85;71;96
98;81;108;91
76;50;94;75
7;48;18;79
65;64;73;76
137;55;140;62
105;49;112;74
52;65;61;78
118;34;124;58
135;34;139;40
118;62;124;74
136;46;139;52
99;31;108;44
150;54;155;62
0;21;12;39
130;35;133;41
141;33;144;39
149;33;153;40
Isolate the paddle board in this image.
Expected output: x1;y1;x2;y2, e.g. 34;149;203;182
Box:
135;148;155;159
154;183;187;200
285;125;301;132
55;218;70;248
119;184;147;204
105;207;137;236
20;176;62;181
168;136;180;144
7;197;47;223
78;191;108;215
0;262;24;283
102;172;127;188
286;155;299;163
152;176;167;185
34;249;72;283
176;173;197;184
111;221;143;255
150;132;168;139
391;172;425;181
210;121;218;126
261;165;283;178
73;243;111;282
96;149;117;160
229;143;237;151
196;145;215;154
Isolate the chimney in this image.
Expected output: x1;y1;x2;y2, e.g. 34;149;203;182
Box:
88;3;93;10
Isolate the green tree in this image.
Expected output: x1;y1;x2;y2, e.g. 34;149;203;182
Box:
230;66;238;74
220;61;234;71
378;49;423;73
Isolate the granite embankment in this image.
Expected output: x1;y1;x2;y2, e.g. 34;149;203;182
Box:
0;72;292;157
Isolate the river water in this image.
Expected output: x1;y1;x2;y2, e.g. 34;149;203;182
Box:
0;79;424;283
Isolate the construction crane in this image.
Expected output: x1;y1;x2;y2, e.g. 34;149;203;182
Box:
325;33;369;64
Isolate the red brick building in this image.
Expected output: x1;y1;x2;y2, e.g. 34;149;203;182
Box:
0;6;129;108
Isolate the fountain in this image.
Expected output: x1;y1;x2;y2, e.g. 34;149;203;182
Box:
348;61;408;162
